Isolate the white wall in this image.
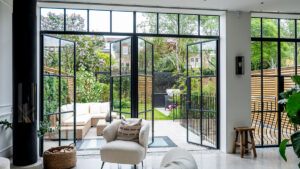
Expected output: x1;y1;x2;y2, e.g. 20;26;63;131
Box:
0;0;13;158
220;11;252;153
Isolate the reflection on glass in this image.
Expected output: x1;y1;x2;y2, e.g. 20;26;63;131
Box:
263;41;278;75
111;42;120;75
112;11;133;33
180;14;198;35
146;76;153;111
280;19;295;38
281;42;295;75
41;8;64;31
200;16;219;36
138;39;146;74
44;36;60;71
159;14;178;34
251;18;261;37
66;9;88;31
112;77;120;113
188;44;201;76
121;76;131;113
138;76;146;113
136;12;157;34
262;18;278;38
61;40;74;74
89;10;110;32
121;39;131;75
146;43;153;75
202;41;216;75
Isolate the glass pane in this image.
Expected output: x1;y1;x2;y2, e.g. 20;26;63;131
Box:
191;77;201;110
251;76;262;146
281;77;296;144
202;77;217;148
111;42;120;76
200;16;219;36
89;10;110;32
43;76;59;115
44;114;59;150
112;77;120;113
262;18;278;38
202;41;217;75
188;44;201;76
121;76;131;114
146;43;153;75
146;76;153;111
138;39;146;74
41;8;64;31
280;19;295;38
121;39;131;75
251;18;261;37
262;76;278;146
298;43;300;75
251;41;261;73
281;42;295;75
159;13;178;34
112;11;133;33
263;42;278;75
298;20;300;39
180;14;198;35
61;40;74;75
138;75;146;113
136;12;157;34
44;36;60;71
66;9;88;31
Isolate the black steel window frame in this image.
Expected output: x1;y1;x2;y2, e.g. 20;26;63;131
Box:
40;7;220;149
40;34;77;156
186;39;219;149
251;17;300;148
40;7;220;38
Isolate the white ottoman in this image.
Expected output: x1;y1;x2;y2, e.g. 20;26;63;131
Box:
160;148;197;169
0;157;10;169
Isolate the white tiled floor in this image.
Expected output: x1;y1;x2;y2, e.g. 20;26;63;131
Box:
75;148;298;169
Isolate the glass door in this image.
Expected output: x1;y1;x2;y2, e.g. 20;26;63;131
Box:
186;40;218;148
137;37;154;144
110;37;154;144
110;37;132;120
41;35;77;153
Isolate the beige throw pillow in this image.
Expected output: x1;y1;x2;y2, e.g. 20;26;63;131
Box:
116;119;142;143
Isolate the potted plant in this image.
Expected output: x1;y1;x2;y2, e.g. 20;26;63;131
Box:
278;75;300;168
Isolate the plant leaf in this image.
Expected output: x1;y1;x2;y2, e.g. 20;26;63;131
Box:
286;92;300;117
279;139;289;161
291;131;300;158
292;76;300;86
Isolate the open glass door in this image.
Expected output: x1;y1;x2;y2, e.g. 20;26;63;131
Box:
110;37;132;120
137;37;154;144
110;37;154;144
41;35;77;153
186;40;218;148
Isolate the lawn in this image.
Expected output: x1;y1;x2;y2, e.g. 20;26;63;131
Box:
115;108;172;120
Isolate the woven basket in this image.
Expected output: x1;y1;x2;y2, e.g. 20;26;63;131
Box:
43;143;77;169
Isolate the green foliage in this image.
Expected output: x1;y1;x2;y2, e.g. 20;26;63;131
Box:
43;76;68;115
278;76;300;167
0;120;13;129
38;118;59;138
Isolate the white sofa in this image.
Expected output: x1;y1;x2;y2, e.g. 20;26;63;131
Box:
0;157;10;169
100;119;150;169
47;102;114;139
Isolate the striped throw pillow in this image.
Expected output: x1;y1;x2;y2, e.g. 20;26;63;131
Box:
116;119;142;142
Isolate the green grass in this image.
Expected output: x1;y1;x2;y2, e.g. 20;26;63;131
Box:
115;108;172;120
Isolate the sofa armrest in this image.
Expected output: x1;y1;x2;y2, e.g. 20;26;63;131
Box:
139;120;150;149
103;119;121;142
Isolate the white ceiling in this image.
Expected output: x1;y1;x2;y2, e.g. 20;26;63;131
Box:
39;0;300;13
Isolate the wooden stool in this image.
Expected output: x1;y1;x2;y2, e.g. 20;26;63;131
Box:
233;127;257;158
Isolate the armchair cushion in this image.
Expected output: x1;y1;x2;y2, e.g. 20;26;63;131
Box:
103;120;121;142
100;140;145;165
116;119;142;142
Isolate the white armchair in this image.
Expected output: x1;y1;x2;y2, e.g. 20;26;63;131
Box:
100;118;150;169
